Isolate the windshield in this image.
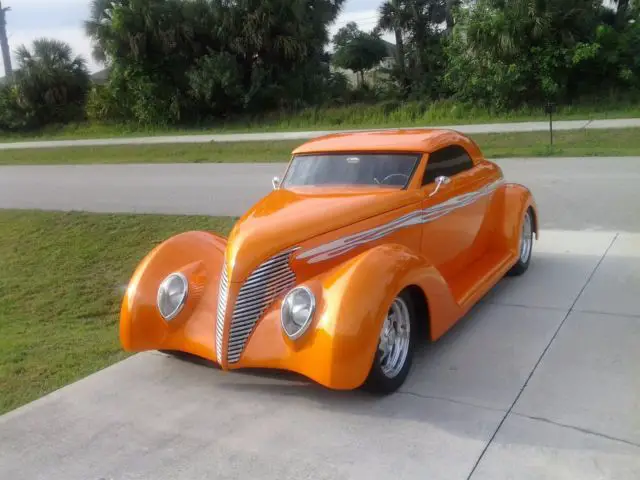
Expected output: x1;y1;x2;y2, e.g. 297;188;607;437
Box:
282;153;421;188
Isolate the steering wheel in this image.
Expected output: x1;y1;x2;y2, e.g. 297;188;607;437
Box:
378;173;410;185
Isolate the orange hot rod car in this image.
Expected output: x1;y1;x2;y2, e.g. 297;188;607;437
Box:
120;129;538;393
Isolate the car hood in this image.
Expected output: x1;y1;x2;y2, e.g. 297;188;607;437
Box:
225;187;419;282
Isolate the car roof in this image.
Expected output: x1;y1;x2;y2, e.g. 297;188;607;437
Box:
291;128;481;157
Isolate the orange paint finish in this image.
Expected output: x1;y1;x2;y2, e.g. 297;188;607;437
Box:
291;129;484;161
119;128;539;390
226;186;421;284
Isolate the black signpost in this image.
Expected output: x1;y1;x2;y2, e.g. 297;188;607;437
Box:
545;102;556;147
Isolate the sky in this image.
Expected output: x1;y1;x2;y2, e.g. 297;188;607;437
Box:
0;0;387;76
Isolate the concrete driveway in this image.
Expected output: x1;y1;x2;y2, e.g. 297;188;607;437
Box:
1;228;638;479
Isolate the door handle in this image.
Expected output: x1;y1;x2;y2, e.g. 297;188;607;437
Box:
429;175;451;197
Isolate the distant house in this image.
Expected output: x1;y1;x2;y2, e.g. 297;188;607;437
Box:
331;40;397;88
90;68;110;85
379;40;397;70
1;68;108;86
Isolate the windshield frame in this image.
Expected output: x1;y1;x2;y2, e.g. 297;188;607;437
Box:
281;151;424;190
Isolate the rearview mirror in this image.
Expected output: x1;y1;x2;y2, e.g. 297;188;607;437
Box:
272;176;281;190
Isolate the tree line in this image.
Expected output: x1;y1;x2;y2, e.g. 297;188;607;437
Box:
1;0;639;132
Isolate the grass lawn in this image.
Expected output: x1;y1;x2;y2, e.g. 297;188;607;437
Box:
1;98;640;143
0;210;235;415
2;127;640;166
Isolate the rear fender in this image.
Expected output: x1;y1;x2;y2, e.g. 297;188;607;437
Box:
119;231;226;361
499;183;539;255
482;182;538;254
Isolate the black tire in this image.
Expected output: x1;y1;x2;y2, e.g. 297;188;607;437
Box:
507;207;534;277
362;290;416;395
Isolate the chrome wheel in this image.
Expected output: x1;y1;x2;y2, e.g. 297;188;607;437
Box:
520;210;533;263
378;296;411;379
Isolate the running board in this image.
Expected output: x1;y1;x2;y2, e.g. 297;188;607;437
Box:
449;249;516;312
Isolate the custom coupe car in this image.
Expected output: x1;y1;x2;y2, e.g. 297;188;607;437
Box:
120;129;538;393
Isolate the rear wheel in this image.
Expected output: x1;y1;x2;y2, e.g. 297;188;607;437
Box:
363;290;416;394
507;208;534;276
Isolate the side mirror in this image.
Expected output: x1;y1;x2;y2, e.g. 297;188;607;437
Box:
272;176;281;190
428;175;451;197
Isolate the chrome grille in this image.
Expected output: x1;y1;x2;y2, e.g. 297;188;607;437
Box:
226;248;297;364
215;265;229;365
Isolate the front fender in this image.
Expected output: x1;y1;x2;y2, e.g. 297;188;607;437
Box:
119;230;226;362
239;244;459;390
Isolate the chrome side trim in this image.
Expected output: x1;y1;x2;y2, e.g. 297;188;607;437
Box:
215;266;229;365
297;179;504;264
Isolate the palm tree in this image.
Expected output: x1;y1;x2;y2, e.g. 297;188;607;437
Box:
377;0;408;79
84;0;203;65
445;0;461;33
84;0;113;64
13;38;90;124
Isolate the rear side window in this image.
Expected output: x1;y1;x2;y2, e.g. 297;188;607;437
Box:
422;145;474;185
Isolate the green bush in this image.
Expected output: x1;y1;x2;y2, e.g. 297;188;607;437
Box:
11;38;90;128
187;52;244;117
444;0;640;109
0;84;30;131
86;85;122;122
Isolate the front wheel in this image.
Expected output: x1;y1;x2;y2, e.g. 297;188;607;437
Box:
362;290;416;394
507;207;534;276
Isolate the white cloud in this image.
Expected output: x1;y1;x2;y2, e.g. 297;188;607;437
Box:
4;0;85;6
330;9;381;34
328;8;395;50
1;0;95;75
4;0;89;29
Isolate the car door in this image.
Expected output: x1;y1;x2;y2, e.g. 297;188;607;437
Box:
419;144;490;281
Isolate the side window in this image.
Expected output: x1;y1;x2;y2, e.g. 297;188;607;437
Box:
422;145;474;185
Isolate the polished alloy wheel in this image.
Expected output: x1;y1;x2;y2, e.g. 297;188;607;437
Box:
378;296;411;379
520;210;533;263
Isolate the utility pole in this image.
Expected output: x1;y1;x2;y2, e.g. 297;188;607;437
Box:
0;1;12;81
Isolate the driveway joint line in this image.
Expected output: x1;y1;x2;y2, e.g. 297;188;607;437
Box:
483;301;568;312
510;411;640;449
396;390;506;415
465;232;620;480
570;308;640;320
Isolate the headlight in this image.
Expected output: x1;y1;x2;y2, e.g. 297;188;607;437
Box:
157;272;189;321
281;286;315;340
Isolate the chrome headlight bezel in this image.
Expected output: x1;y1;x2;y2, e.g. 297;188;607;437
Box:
280;286;316;340
156;272;189;321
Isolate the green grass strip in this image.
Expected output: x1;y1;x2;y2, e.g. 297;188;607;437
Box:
2;128;640;166
0;210;235;414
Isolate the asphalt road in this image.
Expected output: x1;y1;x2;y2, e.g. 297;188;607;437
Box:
1;157;639;232
1;117;640;150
